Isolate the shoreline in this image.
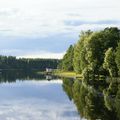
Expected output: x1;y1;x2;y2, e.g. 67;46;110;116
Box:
37;70;82;79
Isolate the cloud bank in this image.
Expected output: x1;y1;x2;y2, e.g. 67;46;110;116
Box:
0;0;120;58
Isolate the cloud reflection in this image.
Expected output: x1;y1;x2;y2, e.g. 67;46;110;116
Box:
0;99;80;120
0;80;81;120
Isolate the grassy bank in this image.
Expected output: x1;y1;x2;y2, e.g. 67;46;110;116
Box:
37;70;82;79
37;71;46;74
53;70;82;78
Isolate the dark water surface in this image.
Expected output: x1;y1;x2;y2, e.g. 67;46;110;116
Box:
62;77;120;120
0;71;81;120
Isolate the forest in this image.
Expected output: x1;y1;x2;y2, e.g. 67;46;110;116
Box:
59;27;120;77
59;27;120;120
0;56;59;71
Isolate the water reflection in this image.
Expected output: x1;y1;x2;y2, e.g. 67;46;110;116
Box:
62;77;120;120
0;70;80;120
0;70;57;83
2;70;119;120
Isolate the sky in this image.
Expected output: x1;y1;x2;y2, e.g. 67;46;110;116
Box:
0;0;120;59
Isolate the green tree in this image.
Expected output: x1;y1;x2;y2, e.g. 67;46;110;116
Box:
0;55;59;71
103;48;118;77
115;42;120;74
62;45;74;71
73;30;92;73
73;27;120;76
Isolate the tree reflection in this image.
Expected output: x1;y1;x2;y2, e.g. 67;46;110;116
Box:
62;77;120;120
0;70;57;83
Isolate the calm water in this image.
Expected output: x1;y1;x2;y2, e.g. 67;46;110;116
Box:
0;71;81;120
62;77;120;120
1;71;119;120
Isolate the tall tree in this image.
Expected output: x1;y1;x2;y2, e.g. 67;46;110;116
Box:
73;30;92;73
73;27;120;75
115;42;120;74
103;48;118;77
62;45;74;71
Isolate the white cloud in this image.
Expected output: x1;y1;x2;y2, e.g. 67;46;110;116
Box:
18;51;65;59
0;48;65;59
0;0;120;37
0;0;120;58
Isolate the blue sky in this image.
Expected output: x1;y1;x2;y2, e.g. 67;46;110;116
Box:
0;0;120;58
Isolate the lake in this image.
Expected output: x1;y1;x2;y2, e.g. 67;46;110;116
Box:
0;70;120;120
0;70;81;120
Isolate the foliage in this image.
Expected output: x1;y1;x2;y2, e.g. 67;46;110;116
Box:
103;48;118;77
59;27;120;77
73;30;92;73
61;45;74;71
116;42;120;74
0;55;59;71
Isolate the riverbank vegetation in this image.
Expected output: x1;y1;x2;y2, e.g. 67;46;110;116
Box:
53;70;82;78
59;27;120;78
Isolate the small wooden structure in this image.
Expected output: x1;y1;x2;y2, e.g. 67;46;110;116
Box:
46;68;53;74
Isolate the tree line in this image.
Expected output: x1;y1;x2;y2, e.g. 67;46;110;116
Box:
0;55;59;71
59;27;120;77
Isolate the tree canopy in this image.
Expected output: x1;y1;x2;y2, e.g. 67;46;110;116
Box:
116;42;120;74
59;27;120;77
0;55;59;71
60;45;74;71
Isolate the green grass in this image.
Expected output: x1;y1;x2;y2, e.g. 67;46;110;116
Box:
37;70;82;79
53;70;82;78
37;71;46;74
